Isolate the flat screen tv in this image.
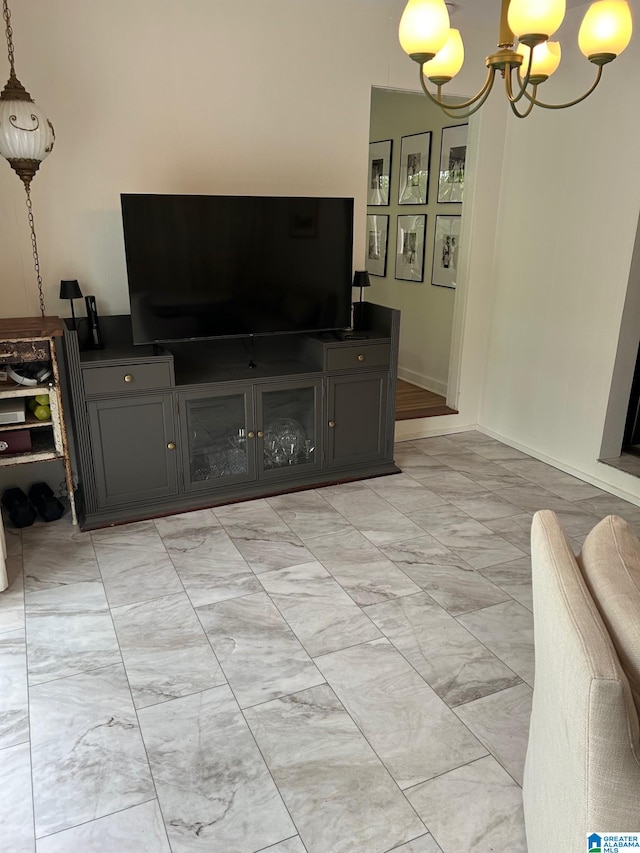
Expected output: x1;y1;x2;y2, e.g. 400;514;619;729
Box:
120;193;354;345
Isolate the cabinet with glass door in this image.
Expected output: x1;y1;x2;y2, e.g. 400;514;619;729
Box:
180;379;322;492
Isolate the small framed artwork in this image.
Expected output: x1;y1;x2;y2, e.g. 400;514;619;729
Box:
438;124;468;203
432;214;461;288
395;214;426;282
366;214;389;277
398;131;431;205
368;139;392;206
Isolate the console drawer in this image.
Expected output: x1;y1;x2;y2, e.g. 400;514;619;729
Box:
326;343;390;371
82;362;172;395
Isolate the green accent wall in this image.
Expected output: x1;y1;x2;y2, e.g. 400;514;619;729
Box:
367;87;467;397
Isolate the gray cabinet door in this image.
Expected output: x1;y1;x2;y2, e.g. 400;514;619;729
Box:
179;387;254;492
326;372;388;467
256;379;323;478
87;394;178;508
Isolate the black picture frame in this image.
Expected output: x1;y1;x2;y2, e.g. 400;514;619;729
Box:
395;214;426;282
438;124;468;204
398;131;431;205
368;139;393;206
365;214;389;277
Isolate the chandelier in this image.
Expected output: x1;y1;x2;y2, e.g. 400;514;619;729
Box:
399;0;633;118
0;0;55;315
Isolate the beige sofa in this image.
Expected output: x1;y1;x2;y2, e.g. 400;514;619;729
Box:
523;510;640;852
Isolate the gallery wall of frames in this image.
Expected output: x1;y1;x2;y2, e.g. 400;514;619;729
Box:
366;116;467;289
365;87;468;397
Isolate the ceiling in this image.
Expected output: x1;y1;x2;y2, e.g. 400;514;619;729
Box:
444;0;591;25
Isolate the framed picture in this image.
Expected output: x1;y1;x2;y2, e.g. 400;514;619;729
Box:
432;215;461;288
438;124;468;203
395;214;426;282
398;131;431;205
366;214;389;277
367;139;392;206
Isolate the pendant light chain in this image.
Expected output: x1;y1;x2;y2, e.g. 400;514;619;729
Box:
2;0;15;77
24;185;46;317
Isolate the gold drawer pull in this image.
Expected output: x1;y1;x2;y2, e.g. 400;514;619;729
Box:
257;431;264;438
247;431;255;438
357;354;365;362
124;374;133;383
328;421;335;428
167;442;176;450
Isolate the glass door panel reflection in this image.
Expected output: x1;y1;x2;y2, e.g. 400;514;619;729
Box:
259;383;320;475
185;392;251;487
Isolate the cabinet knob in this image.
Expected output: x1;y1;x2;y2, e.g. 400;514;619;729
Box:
328;420;335;428
257;431;264;438
357;354;365;363
247;431;255;439
124;374;133;383
167;442;176;450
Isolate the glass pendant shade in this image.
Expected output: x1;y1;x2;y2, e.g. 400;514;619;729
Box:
508;0;566;39
0;97;54;162
578;0;633;58
517;40;562;78
423;28;465;80
399;0;451;58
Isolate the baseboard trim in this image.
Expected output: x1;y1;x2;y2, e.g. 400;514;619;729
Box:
397;367;447;398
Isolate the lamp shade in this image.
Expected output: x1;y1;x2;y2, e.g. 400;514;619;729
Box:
517;40;562;80
578;0;633;59
508;0;566;39
423;28;465;81
399;0;450;59
59;279;82;300
353;270;371;289
0;75;55;186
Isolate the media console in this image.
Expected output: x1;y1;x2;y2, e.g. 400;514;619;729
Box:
62;303;400;529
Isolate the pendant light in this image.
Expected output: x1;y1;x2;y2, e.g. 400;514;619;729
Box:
0;0;55;315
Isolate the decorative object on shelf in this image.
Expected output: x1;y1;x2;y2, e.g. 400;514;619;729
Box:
263;417;310;469
366;214;389;278
395;214;426;282
398;132;431;205
59;280;83;331
432;214;461;288
352;270;371;332
398;0;633;119
367;139;392;206
0;0;55;316
438;124;467;203
85;295;104;349
7;361;51;386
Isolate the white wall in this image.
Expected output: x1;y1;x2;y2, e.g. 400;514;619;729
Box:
474;5;640;502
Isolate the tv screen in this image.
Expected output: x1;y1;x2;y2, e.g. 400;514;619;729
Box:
120;194;354;345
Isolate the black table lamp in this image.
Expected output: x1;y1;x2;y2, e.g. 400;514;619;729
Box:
59;280;82;330
352;270;371;332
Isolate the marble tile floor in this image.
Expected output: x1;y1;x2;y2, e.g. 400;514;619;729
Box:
3;430;640;852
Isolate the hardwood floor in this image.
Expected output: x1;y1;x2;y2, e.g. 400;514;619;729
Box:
396;378;457;420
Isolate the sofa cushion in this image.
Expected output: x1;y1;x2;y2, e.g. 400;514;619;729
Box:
578;514;640;715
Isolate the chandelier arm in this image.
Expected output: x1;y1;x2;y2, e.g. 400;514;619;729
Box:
521;64;604;110
418;63;497;114
507;50;537;105
508;86;538;119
